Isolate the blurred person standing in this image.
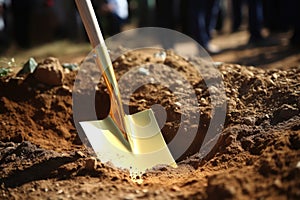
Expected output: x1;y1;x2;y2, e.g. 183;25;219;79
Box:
186;0;221;54
29;0;62;45
262;0;300;46
155;0;188;32
11;0;33;48
0;0;10;53
231;0;264;41
137;0;155;27
94;0;128;36
263;0;288;32
247;0;264;44
155;0;180;30
288;0;300;46
231;0;245;32
231;0;277;46
154;0;181;49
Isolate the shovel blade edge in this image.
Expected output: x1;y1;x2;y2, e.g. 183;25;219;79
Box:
79;109;177;175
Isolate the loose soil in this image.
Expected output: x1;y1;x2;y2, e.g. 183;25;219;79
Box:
0;48;300;200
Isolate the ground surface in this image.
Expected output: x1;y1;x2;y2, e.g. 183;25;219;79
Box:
0;29;300;199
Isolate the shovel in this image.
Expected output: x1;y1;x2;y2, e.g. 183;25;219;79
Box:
75;0;177;178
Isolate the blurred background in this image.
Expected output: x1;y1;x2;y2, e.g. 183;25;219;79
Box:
0;0;299;69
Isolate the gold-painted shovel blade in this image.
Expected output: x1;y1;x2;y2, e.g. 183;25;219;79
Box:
79;109;177;176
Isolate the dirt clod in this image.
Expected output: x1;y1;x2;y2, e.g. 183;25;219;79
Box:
34;57;64;86
272;104;299;125
85;157;97;171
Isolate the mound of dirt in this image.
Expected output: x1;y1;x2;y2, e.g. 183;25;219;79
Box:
0;50;299;199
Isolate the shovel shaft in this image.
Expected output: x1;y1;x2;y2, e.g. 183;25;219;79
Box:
74;0;103;47
75;0;128;141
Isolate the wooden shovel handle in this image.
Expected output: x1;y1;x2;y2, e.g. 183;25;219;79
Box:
75;0;129;142
75;0;104;48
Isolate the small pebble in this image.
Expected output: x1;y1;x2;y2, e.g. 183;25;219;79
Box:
274;179;282;188
123;195;134;200
85;157;97;170
154;51;167;61
76;151;85;158
213;62;224;67
142;189;148;193
174;102;182;107
171;186;180;192
138;67;150;76
296;161;300;168
244;117;255;126
57;189;64;194
175;80;183;85
149;77;155;83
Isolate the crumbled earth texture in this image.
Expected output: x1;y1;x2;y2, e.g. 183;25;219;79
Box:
0;50;300;200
